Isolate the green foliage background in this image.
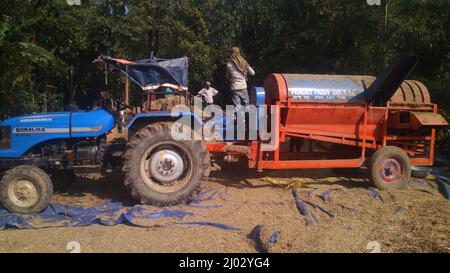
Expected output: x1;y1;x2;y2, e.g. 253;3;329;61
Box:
0;0;448;118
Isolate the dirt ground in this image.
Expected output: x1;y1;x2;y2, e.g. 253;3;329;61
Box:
0;165;449;253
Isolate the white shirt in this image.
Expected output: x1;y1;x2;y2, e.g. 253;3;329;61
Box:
226;62;255;91
198;87;219;104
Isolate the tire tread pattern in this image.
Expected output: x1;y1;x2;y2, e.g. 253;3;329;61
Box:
122;122;210;206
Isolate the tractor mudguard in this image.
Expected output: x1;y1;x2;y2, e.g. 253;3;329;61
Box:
127;111;204;130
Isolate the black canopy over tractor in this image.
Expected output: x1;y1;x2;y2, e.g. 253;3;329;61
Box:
94;55;189;92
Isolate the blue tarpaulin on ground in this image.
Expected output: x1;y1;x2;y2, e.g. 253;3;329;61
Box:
436;177;450;200
430;168;450;200
0;189;240;231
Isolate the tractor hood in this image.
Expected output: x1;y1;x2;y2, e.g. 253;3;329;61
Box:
0;109;115;158
0;109;115;136
1;112;72;127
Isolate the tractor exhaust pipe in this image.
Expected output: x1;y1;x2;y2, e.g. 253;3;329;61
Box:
64;65;78;111
69;65;75;107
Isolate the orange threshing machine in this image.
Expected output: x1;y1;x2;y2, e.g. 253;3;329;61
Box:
208;55;448;190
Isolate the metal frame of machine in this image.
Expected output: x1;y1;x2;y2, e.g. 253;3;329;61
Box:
206;102;442;170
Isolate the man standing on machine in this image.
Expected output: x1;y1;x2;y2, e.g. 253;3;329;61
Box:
226;47;255;113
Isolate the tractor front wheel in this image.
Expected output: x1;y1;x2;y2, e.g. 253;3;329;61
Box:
369;146;411;190
123;122;210;206
0;165;53;214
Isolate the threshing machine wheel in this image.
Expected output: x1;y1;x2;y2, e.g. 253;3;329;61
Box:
369;146;411;190
0;165;53;214
122;122;210;206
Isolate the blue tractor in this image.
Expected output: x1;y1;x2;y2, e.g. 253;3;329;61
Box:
0;56;210;214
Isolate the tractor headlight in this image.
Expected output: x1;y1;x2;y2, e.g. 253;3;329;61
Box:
0;126;11;149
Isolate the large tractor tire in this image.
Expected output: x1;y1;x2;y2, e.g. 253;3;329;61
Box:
123;122;210;206
0;165;53;214
369;146;411;190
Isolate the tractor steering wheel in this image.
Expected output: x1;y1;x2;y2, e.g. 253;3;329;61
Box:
114;98;132;111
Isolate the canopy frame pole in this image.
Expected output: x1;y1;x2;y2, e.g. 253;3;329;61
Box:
124;65;130;105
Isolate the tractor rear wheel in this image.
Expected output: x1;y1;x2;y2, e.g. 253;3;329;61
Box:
123;122;210;206
0;165;53;214
369;146;411;190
